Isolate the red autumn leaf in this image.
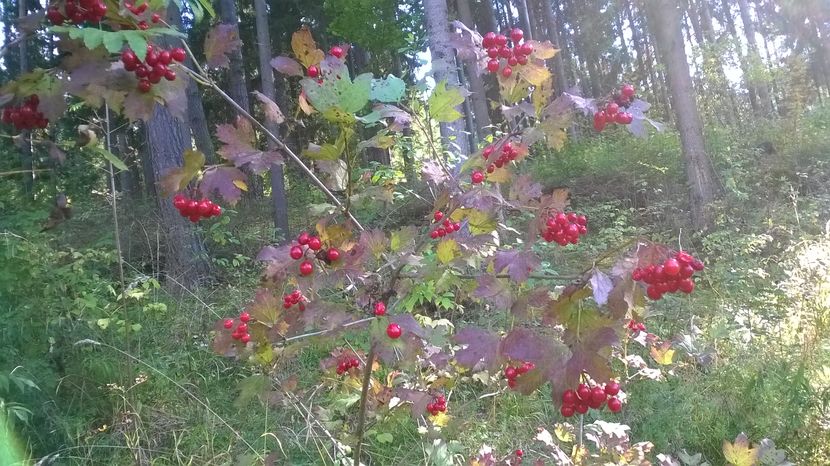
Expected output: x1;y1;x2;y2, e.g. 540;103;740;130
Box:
204;23;242;69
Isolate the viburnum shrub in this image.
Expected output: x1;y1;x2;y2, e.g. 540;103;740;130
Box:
1;9;694;462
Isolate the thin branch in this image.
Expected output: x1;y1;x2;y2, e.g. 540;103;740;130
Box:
353;343;376;464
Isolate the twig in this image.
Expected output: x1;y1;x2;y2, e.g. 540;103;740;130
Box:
353;343;376;464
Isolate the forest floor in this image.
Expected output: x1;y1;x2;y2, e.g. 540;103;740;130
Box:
2;107;830;465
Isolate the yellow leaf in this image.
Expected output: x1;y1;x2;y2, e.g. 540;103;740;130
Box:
316;222;352;247
233;179;248;191
298;91;315;115
486;167;513;184
451;208;498;235
291;26;325;68
533;77;554;117
723;433;758;466
436;238;459;264
158;149;206;195
529;40;559;60
430;411;450;427
554;423;575;443
650;342;675;365
517;61;551;87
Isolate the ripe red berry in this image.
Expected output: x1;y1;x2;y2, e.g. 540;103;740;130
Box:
575;403;589;414
471;170;485;184
47;8;65;25
591;386;607;405
679;278;695;294
663;258;680;276
576;384;591;401
514;449;524;458
482;31;497;48
386;323;402;339
508;56;518;66
433;211;444;222
605;381;620;396
615;112;633;124
621;84;635;98
171;47;186;62
307;65;320;78
290;246;304;260
297;232;310;245
494;34;508;47
223;319;234;329
501;66;513;78
137;80;152;93
308;236;322;251
240;334;251;344
504;366;517;380
562;389;577;406
518;42;533;56
486;59;500;73
430;230;439;239
326;247;340;262
607;397;622;413
151;12;161;23
164;69;176;81
560;404;575;417
517;55;528;65
605;102;619;115
691;259;705;271
329;45;344;58
299;260;313;276
593;111;607;132
646;285;662;300
237;323;248;333
510;28;524;43
374;301;386;316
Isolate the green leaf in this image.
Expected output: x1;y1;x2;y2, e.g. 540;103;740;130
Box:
123;31;148;62
82;28;103;50
376;432;394;444
370;75;406;103
95;148;129;171
102;31;125;54
234;374;269;409
428;80;465;123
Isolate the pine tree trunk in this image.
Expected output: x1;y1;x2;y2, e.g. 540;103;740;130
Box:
253;0;290;242
424;0;470;157
540;0;569;95
474;0;499;33
18;0;33;196
736;0;771;115
218;0;250;111
456;0;493;139
646;0;720;230
515;0;533;39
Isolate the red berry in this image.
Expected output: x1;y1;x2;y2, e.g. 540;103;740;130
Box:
679;278;695;294
591;386;607;405
646;285;662;300
237;323;248;333
430;230;439;239
47;8;65;25
508;379;517;389
326;247;340;262
486;59;500;73
290;246;304;260
159;50;172;65
517;54;528;65
297;232;310;245
605;381;620;396
691;259;705;271
151;13;161;23
433;211;444;222
374;301;386;316
560;404;575;417
494;34;508;47
504;366;517;380
487;47;499;58
621;84;635;98
575;403;589;414
593;111;607;132
663;258;680;276
482;31;497;48
607;397;622;413
307;65;320;78
615;112;633;124
605;102;619;115
514;449;524;458
510;28;524;43
471;170;485;184
576;384;591;401
240;334;251;344
171;47;186;62
299;260;313;276
138;21;149;30
386;323;402;339
562;389;577;406
518;42;533;56
308;236;322;251
223;319;234;329
508;56;518;66
137;80;152;93
329;45;344;58
501;66;513;78
164;69;176;81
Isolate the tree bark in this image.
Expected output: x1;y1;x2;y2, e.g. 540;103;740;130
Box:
736;0;771;115
515;0;533;39
18;0;33;196
253;0;290;242
424;0;470;157
218;0;250;111
456;0;493;139
540;0;569;95
473;0;499;33
646;0;720;230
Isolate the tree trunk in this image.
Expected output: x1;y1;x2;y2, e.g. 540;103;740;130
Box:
424;0;470;157
646;0;720;230
540;0;569;95
253;0;290;242
218;0;250;111
515;0;533;39
456;0;493;139
18;0;33;196
736;0;771;115
473;0;499;33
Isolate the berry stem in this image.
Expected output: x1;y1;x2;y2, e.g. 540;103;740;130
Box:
353;343;376;464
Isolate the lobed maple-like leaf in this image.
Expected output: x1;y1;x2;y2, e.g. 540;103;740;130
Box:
270;56;304;77
204;24;242;69
428;80;467;123
473;275;513;310
493;249;541;283
216;116;283;174
158;149;205;195
198;166;247;205
301;56;371;115
453;327;501;371
291;26;325;68
370;75;406;103
393;388;432;419
421;160;450;186
723;433;759;466
509;174;543;205
252;91;285;125
589;269;614;306
360;103;412;130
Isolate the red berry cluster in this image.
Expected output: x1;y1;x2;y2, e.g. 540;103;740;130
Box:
593;84;636;132
542;212;588;246
560;381;622;417
173;194;222;223
426;394;447;416
335;354;360;375
46;0;107;26
121;45;186;93
1;95;48;131
482;28;533;78
627;319;647;333
504;361;535;389
632;251;704;300
223;311;252;344
482;140;518;173
289;232;321;276
283;289;306;311
429;211;461;239
386;323;402;339
373;301;386;316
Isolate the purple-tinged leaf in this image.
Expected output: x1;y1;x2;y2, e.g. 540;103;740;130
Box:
199;166;247;205
360;103;412;130
394;388;432;419
562;89;598;116
589;269;613;306
270;56;304;77
390;313;427;339
501;101;536;120
453;327;501;371
509;174;543;204
473;275;513;310
358;229;388;259
255;244;291;262
204;24;242;69
216;117;283;174
422;160;450;185
448;20;486;64
493;249;541;283
252;91;285;124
